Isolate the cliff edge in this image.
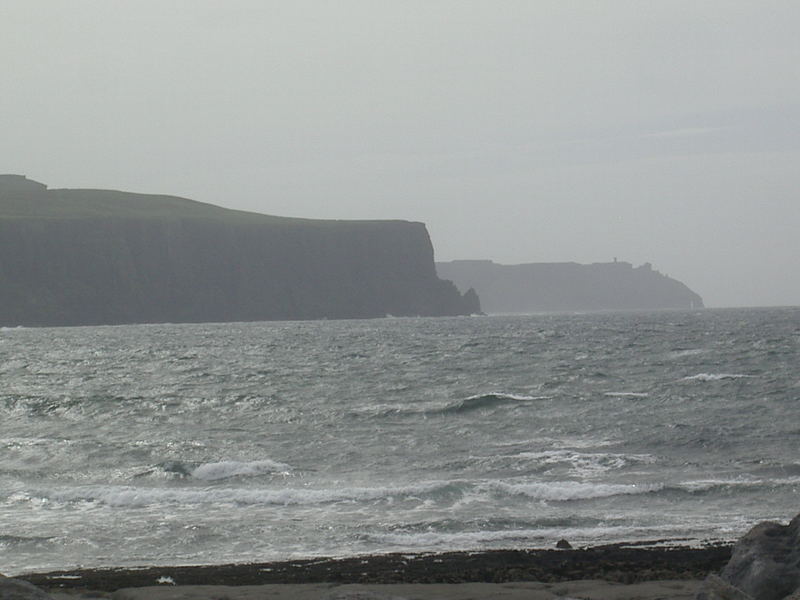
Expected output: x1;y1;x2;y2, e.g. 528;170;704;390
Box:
436;259;703;314
0;175;480;326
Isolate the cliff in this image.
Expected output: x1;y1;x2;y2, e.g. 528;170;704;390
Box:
0;176;480;326
436;259;703;314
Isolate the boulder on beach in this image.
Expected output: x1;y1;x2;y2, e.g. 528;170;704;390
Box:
697;513;800;600
0;575;53;600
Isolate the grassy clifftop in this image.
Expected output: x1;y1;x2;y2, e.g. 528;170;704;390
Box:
0;179;390;228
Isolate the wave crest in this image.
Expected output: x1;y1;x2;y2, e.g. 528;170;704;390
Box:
681;373;753;382
19;480;461;508
488;480;662;501
513;450;655;477
353;393;547;418
191;460;291;481
440;393;544;414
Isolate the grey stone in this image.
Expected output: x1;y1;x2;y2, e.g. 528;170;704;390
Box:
722;515;800;600
697;513;800;600
0;577;54;600
696;574;754;600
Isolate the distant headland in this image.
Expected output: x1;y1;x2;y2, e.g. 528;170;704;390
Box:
437;259;704;314
0;175;480;327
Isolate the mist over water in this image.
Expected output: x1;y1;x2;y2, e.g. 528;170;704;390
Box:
1;307;798;575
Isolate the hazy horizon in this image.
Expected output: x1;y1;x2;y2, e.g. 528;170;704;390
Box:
3;1;799;308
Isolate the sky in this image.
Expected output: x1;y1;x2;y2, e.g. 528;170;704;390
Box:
2;1;799;308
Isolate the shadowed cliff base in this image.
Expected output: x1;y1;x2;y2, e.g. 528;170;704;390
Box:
437;259;703;314
0;176;480;327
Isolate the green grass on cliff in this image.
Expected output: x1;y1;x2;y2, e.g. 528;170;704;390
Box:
0;187;401;227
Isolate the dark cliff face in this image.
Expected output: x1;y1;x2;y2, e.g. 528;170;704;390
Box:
436;259;704;314
0;179;478;326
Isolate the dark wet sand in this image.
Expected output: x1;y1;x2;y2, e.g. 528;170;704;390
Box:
23;542;731;599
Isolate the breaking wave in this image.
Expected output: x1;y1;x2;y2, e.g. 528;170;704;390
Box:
8;476;670;509
366;523;682;549
488;480;662;501
667;349;709;359
669;477;800;494
681;373;753;382
11;480;461;508
17;475;793;510
191;460;292;481
138;459;293;481
352;393;548;418
511;449;656;476
440;393;546;414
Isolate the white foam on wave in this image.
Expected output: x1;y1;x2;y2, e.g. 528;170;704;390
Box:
21;480;453;508
13;476;663;509
674;476;800;493
513;450;655;477
443;392;550;413
370;528;570;547
681;373;753;382
0;437;73;448
368;523;679;548
466;392;544;402
191;460;291;481
493;436;617;450
603;392;649;398
668;349;708;359
351;403;432;417
354;392;549;418
0;359;28;372
488;480;661;501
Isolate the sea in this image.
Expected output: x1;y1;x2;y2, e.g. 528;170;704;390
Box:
1;307;799;575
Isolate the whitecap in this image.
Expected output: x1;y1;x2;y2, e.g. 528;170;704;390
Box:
603;392;649;398
667;349;708;359
438;393;549;414
673;476;800;493
22;480;458;508
488;480;661;501
353;393;549;418
191;460;291;481
0;437;72;448
367;523;680;548
681;373;753;382
513;450;655;477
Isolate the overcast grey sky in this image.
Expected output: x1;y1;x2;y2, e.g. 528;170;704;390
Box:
2;1;799;307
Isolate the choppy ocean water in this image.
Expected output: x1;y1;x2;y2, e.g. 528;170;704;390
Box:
1;307;799;575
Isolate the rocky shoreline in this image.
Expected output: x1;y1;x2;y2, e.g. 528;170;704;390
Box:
11;516;800;600
20;543;732;592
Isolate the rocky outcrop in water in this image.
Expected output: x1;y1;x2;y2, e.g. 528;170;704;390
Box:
0;176;480;327
697;513;800;600
437;259;704;313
